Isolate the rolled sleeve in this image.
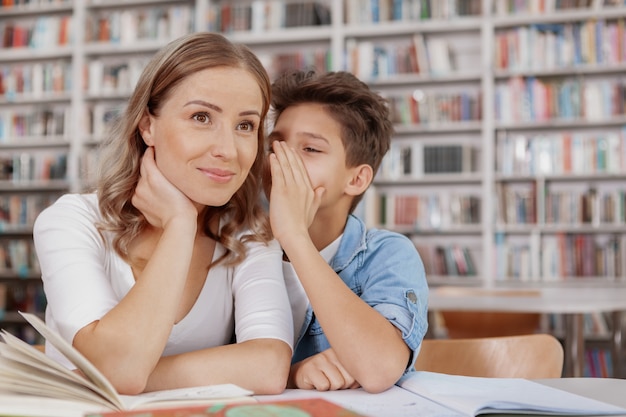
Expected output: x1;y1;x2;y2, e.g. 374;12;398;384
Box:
358;232;429;372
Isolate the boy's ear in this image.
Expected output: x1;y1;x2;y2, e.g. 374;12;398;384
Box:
138;110;154;146
345;164;373;197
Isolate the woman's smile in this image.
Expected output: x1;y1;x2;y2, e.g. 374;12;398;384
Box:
199;167;236;184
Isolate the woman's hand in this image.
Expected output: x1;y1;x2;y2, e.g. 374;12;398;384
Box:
132;147;197;230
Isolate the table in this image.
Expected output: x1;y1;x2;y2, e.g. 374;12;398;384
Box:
256;377;626;417
427;286;626;377
537;377;626;409
2;377;625;417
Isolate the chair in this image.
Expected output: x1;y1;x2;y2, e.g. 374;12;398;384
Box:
441;311;541;338
414;334;564;378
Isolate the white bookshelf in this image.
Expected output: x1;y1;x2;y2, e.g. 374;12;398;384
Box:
353;0;626;292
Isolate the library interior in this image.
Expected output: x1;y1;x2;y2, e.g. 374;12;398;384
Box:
1;0;626;401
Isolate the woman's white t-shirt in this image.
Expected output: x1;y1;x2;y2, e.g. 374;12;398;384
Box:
33;194;293;369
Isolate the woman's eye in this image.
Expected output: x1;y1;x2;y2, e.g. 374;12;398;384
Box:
303;147;320;153
238;121;256;132
192;113;210;124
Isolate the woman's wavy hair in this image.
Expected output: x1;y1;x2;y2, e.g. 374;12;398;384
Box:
95;32;273;267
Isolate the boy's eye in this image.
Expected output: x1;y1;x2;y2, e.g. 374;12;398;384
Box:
192;112;210;124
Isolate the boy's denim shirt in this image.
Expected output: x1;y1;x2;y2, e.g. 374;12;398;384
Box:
292;214;429;376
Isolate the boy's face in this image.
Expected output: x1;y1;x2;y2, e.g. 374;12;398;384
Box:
268;102;355;210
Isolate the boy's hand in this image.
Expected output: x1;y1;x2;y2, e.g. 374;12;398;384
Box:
268;140;325;243
132;147;197;229
289;348;360;391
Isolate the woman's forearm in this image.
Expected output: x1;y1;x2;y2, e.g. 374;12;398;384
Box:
145;338;292;394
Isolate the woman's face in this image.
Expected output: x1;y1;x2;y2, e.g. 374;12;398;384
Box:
140;66;263;207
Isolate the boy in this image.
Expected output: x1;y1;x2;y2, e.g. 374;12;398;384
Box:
266;70;428;394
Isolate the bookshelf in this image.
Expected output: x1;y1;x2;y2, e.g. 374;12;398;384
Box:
0;0;75;344
351;0;626;292
352;0;487;287
1;0;626;363
490;3;626;288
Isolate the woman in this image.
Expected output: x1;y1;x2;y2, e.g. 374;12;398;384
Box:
33;32;293;395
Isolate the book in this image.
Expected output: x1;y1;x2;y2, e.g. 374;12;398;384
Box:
398;371;626;416
0;312;254;415
84;397;366;417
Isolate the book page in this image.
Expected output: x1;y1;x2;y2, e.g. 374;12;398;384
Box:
0;344;253;412
18;312;124;410
256;386;465;417
0;330;113;402
0;354;114;409
0;394;105;417
400;371;626;416
12;312;254;411
120;384;254;409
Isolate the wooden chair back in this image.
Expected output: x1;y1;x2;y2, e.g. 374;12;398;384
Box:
414;334;564;378
441;311;541;338
434;286;542;338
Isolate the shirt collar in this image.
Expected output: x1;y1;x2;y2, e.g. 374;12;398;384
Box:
320;234;342;263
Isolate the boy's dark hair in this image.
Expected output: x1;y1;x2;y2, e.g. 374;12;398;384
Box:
271;70;394;213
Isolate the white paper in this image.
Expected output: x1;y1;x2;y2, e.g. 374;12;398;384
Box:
256;386;465;417
400;371;626;416
0;394;104;417
120;384;253;409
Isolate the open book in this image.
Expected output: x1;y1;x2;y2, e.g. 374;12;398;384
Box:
398;371;626;416
0;312;253;416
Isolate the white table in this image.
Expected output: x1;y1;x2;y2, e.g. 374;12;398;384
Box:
537;377;626;409
255;377;626;417
2;377;624;417
427;286;626;377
